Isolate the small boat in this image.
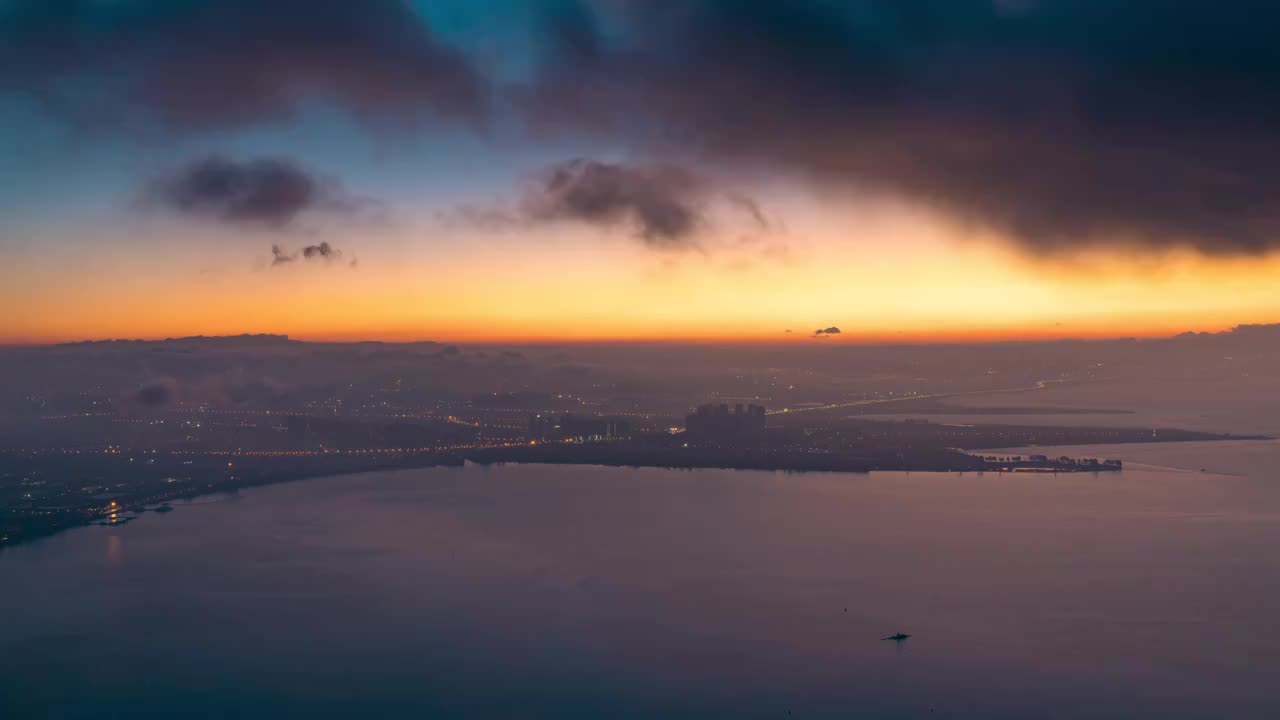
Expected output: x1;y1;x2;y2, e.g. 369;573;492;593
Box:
882;633;910;641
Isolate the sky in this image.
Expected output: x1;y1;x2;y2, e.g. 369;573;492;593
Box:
4;0;1280;344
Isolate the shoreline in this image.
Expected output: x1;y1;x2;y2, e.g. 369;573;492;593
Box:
4;433;1271;552
0;447;1135;552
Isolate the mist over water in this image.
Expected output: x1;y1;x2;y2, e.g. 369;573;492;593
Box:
4;447;1280;719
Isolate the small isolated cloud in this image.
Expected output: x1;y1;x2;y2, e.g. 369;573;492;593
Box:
270;245;295;265
301;242;339;260
271;241;344;266
813;326;842;337
147;155;370;227
446;158;772;252
523;159;705;248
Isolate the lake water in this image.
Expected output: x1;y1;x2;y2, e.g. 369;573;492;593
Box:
4;445;1280;718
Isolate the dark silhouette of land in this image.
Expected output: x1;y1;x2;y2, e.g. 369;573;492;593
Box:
3;328;1277;548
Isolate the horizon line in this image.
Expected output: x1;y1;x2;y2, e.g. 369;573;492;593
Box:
3;322;1277;349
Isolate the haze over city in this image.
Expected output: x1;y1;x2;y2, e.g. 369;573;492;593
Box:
4;2;1280;719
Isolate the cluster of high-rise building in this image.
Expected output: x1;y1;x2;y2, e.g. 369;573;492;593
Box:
684;403;767;442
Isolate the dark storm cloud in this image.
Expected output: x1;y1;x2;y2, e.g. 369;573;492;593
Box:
11;0;1280;257
525;1;1280;255
271;242;344;266
814;327;842;337
150;156;360;227
0;0;485;130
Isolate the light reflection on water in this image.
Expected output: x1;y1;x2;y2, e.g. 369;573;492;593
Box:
105;533;122;566
2;447;1280;719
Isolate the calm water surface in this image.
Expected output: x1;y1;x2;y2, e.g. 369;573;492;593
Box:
4;443;1280;718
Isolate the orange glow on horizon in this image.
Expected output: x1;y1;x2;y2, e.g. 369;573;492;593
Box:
7;208;1280;346
2;317;1267;345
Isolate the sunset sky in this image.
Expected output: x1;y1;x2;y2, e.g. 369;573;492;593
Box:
4;0;1280;344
